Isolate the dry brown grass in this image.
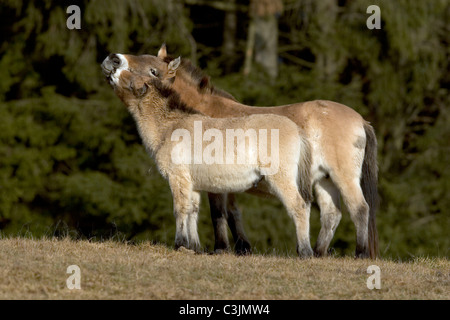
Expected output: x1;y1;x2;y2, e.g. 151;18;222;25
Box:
0;237;448;300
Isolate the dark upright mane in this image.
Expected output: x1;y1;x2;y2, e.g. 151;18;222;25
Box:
163;56;238;101
150;78;202;115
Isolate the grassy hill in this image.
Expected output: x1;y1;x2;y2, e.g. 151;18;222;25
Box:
0;238;448;300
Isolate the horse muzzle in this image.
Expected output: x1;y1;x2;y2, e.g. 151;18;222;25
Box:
101;53;123;79
102;53;131;87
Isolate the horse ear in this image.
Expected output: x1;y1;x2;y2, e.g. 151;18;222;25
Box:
167;56;181;78
157;43;167;59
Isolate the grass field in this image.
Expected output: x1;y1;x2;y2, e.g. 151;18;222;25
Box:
0;237;448;300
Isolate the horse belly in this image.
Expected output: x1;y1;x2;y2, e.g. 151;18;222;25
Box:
190;164;260;193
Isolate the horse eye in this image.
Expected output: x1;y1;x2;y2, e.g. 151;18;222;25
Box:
150;68;158;77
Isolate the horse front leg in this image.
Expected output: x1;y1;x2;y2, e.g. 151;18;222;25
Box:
267;177;313;259
173;207;190;250
226;194;252;255
187;191;202;252
208;193;231;253
170;179;193;251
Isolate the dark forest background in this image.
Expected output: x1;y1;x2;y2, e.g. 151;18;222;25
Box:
0;0;448;259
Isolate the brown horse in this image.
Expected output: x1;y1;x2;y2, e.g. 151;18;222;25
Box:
104;67;314;257
102;46;379;258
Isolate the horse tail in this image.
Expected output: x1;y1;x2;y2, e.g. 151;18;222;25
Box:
297;132;313;204
361;122;379;259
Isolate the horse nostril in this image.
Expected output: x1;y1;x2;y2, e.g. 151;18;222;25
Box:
112;58;121;67
109;54;121;68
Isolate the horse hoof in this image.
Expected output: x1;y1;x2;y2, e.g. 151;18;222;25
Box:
235;238;252;255
174;238;189;251
355;251;370;259
190;244;203;254
213;248;230;255
297;246;314;259
313;247;327;257
355;246;370;259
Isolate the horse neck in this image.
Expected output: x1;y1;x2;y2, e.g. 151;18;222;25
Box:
130;95;180;154
172;76;252;117
172;76;208;112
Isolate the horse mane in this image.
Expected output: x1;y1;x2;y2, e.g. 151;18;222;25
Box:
163;56;238;102
149;78;202;115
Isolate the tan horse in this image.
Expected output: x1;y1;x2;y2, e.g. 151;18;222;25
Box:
102;46;379;259
104;66;314;257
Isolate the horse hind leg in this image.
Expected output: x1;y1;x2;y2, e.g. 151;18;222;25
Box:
325;127;370;258
313;177;342;257
333;174;370;258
